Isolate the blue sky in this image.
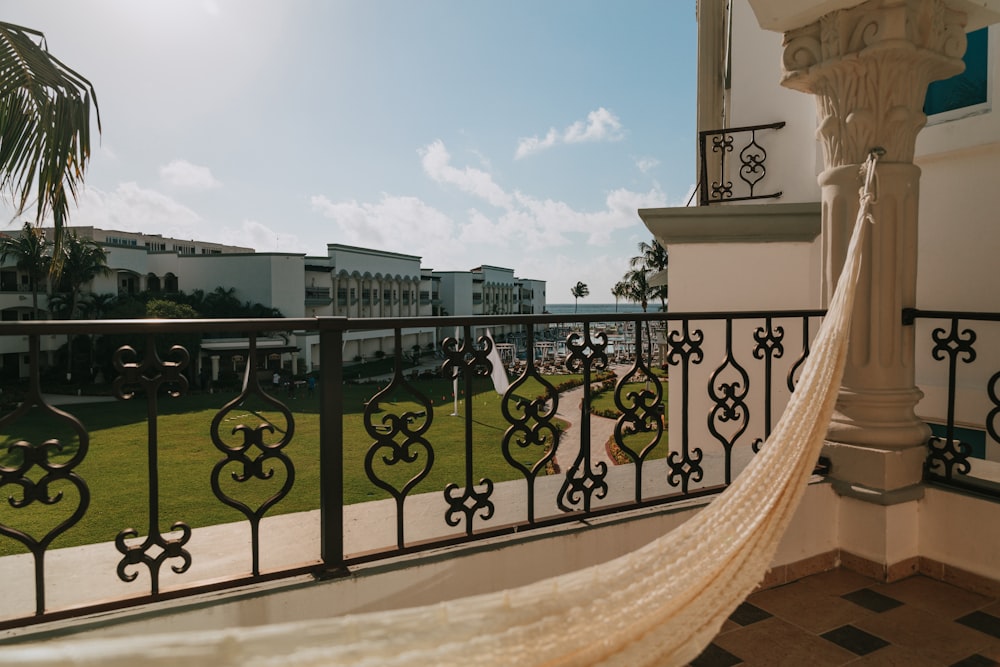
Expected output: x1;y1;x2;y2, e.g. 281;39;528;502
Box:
2;1;696;303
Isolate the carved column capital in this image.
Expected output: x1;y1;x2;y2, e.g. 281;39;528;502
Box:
781;0;966;165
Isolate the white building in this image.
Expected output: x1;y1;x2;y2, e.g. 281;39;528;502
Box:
0;228;545;378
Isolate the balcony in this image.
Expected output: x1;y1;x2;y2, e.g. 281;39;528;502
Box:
699;122;786;206
304;286;331;306
0;309;996;653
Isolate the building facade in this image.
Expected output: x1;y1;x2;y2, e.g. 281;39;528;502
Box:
0;227;545;379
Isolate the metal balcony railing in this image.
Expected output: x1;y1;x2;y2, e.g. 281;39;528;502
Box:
0;309;825;629
906;309;1000;498
305;287;331;303
699;122;785;205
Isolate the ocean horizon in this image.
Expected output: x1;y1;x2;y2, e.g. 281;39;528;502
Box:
546;303;652;315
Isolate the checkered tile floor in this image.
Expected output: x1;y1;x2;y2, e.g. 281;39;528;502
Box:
691;570;1000;666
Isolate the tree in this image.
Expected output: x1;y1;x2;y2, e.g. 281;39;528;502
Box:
0;22;100;257
56;232;111;319
621;268;651;313
0;221;50;319
629;239;668;312
619;268;654;365
146;299;199;319
54;232;110;380
611;281;628;313
570;281;589;313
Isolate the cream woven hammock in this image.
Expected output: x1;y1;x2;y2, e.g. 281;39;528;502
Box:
2;156;881;667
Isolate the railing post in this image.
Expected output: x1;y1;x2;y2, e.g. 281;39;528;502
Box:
318;317;346;574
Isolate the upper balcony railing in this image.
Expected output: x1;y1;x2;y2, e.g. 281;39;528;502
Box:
0;309;824;630
906;308;1000;498
699;122;785;206
305;286;332;304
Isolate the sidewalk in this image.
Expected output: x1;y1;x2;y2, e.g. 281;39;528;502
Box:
552;382;617;471
38;393;116;406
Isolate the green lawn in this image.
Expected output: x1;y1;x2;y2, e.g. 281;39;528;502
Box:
589;379;670;463
0;375;571;556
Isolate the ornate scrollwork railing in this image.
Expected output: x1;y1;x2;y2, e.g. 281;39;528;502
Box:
906;309;1000;498
0;309;827;630
699;121;785;205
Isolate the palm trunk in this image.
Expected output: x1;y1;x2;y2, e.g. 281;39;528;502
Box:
65;289;79;381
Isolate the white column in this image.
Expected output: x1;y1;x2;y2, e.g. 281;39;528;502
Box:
335;272;342;316
781;0;966;499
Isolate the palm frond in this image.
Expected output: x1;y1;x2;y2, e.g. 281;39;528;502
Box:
0;21;100;257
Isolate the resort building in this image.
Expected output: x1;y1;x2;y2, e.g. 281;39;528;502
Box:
0;227;544;379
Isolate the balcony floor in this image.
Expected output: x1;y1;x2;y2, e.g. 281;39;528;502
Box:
693;569;1000;666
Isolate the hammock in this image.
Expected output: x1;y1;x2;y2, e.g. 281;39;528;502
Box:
1;155;881;667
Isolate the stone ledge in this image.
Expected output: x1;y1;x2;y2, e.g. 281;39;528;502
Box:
639;202;820;244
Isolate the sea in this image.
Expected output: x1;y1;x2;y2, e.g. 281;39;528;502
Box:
546;303;649;315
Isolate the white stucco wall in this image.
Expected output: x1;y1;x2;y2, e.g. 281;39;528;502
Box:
727;0;822;204
326;245;422;281
435;272;474;317
175;253;306;318
667;241;822;313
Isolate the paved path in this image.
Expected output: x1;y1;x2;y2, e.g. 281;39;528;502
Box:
552;382;618;471
39;393;116;406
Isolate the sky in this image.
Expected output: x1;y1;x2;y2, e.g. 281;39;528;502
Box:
2;1;697;303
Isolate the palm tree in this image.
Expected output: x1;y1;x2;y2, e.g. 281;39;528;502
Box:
611;281;628;313
621;268;650;312
0;22;100;258
630;239;668;311
620;268;655;365
570;281;589;313
55;232;110;380
0;221;50;319
58;232;111;318
204;286;241;317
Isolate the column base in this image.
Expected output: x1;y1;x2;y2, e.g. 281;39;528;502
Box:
827;386;931;449
822;440;927;504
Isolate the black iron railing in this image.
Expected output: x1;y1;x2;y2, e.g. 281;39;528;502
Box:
699;121;785;205
0;309;823;629
905;309;1000;498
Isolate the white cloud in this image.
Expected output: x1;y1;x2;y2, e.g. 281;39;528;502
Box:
159;159;222;191
71;182;204;235
311;140;668;280
513;129;558;160
310;193;464;263
420;141;512;209
563;108;623;144
217;219;303;253
515;107;624;159
635;156;660;173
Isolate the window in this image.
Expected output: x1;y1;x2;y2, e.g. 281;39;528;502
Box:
0;270;17;291
924;27;989;120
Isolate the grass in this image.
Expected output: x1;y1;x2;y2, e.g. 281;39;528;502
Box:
589;379;670;464
0;375;573;556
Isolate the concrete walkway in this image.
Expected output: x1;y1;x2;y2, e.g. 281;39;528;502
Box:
551;382;618;472
39;393;116;406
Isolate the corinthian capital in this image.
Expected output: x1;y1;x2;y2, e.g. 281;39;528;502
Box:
781;0;966;165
